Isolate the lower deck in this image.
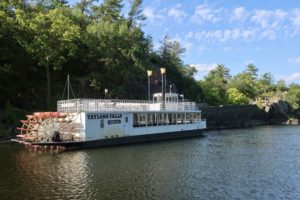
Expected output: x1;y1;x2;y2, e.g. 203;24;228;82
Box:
84;111;206;141
14;110;206;146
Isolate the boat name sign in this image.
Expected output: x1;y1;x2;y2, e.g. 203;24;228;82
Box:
87;113;122;120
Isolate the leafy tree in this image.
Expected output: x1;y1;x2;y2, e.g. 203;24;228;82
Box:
202;64;231;105
86;18;150;98
227;88;249;104
181;65;197;78
275;80;288;92
257;72;273;95
16;7;81;107
92;0;123;22
0;0;35;108
158;35;185;91
229;64;259;99
127;0;146;28
245;63;258;77
75;0;95;14
286;84;300;110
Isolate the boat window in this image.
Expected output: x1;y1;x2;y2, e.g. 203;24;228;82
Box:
155;96;162;102
100;119;104;128
172;113;176;124
168;113;172;125
139;113;146;127
177;113;185;124
133;112;199;128
189;113;194;123
186;113;190;124
158;113;163;125
196;113;201;121
163;113;168;125
153;113;157;126
147;113;153;126
125;116;128;123
133;113;138;127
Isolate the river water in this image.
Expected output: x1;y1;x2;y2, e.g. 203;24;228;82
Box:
0;125;300;200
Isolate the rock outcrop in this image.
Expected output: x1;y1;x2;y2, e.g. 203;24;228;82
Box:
200;105;269;130
262;98;290;124
199;99;297;130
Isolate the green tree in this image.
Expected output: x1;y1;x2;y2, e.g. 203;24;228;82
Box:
275;80;288;92
229;64;259;99
92;0;123;22
202;64;231;105
181;65;197;78
227;88;249;104
158;35;186;90
286;84;300;110
75;0;95;14
127;0;146;28
0;0;37;108
257;72;273;95
16;7;81;107
86;18;150;98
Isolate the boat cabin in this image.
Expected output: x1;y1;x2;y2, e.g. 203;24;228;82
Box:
153;92;179;103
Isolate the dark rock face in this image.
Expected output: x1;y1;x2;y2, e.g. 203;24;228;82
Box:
200;105;269;130
200;101;295;130
263;99;290;124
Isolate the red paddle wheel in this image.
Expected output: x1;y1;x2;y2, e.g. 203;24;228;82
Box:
16;112;81;143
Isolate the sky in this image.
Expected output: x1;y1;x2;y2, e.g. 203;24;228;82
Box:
69;0;300;84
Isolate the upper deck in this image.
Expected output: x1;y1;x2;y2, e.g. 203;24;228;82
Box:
57;98;198;113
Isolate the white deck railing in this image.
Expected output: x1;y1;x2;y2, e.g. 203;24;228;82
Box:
57;99;197;113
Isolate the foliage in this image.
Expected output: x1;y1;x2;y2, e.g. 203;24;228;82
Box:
201;64;230;105
15;6;81;107
0;101;27;136
229;64;258;99
286;84;300;110
201;62;300;112
275;80;288;92
227;88;249;105
257;72;273;95
127;0;146;28
91;0;123;22
160;36;204;101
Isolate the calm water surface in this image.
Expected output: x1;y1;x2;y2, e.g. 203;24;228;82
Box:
1;125;300;200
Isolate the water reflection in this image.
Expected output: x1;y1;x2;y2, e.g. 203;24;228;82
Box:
5;150;92;199
1;125;300;199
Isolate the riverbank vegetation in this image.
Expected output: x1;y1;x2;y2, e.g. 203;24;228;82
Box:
1;0;300;136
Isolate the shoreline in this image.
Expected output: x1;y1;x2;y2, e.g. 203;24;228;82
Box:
0;135;12;143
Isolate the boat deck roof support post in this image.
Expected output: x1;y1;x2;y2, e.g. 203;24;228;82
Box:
160;68;166;110
147;70;152;102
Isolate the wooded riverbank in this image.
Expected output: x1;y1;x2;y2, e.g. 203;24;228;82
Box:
2;0;300;137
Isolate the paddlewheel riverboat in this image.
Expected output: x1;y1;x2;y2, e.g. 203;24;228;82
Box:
12;92;206;150
12;73;206;150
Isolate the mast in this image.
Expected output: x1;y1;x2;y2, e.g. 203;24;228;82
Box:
60;74;75;100
67;74;70;100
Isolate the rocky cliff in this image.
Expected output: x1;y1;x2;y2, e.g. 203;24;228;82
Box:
200;105;269;130
200;100;297;130
262;98;290;124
